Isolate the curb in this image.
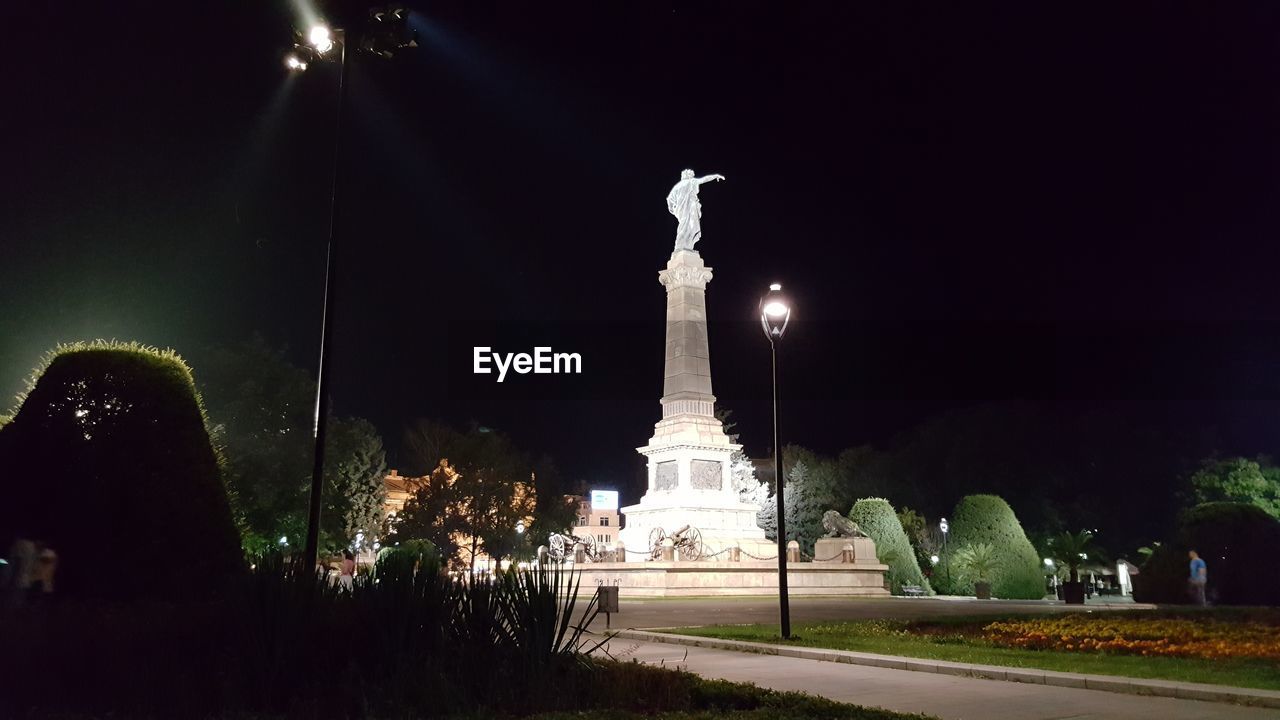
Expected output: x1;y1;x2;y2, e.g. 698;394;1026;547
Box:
612;629;1280;709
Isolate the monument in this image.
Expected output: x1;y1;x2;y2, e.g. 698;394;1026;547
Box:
618;170;773;559
562;169;887;596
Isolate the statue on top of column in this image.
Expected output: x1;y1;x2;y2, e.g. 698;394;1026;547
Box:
666;169;725;252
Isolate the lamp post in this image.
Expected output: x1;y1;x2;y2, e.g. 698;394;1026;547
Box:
939;517;950;590
760;282;792;639
288;7;417;572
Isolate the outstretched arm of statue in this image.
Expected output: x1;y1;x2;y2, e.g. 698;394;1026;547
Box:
697;174;725;184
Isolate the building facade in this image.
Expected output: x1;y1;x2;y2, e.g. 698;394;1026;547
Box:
567;494;621;548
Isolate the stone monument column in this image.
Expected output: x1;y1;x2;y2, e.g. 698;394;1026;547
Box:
648;250;735;464
619;245;770;558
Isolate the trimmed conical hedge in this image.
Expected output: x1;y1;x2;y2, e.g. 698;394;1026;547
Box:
949;494;1044;599
848;498;933;595
0;342;243;601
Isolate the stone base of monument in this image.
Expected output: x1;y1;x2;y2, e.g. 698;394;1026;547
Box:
812;537;880;565
567;560;890;598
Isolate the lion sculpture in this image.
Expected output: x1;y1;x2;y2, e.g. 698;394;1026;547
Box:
822;510;867;538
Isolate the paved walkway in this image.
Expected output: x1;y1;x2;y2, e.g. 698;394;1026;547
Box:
596;637;1276;720
588;594;1150;631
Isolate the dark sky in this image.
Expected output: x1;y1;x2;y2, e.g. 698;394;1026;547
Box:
5;1;1280;503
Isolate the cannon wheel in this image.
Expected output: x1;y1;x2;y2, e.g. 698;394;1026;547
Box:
680;526;704;560
549;534;567;562
577;534;597;561
648;527;667;557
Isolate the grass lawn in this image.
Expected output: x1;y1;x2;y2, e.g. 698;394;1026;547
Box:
669;609;1280;691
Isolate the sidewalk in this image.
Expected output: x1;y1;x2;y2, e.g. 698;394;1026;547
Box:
596;634;1278;720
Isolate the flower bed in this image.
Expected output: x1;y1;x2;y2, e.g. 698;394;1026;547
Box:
982;616;1280;660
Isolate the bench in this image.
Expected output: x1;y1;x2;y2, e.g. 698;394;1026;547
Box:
901;584;926;597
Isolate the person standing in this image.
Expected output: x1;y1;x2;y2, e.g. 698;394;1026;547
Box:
4;536;37;608
33;545;57;595
1188;549;1208;606
339;550;355;593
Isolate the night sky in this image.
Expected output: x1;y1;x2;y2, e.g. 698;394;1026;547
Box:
5;1;1280;504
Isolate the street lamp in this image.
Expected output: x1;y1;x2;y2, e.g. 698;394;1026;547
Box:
292;6;417;573
939;517;949;590
516;520;526;534
308;25;335;54
759;282;792;639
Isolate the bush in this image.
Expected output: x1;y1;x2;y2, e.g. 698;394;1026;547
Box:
948;494;1044;599
374;538;440;580
0;559;604;718
848;498;932;595
0;342;243;601
1133;502;1280;605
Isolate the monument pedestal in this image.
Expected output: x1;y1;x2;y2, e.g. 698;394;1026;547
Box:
813;537;880;565
571;560;891;597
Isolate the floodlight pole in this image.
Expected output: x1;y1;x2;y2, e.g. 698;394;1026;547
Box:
304;32;348;573
770;337;791;639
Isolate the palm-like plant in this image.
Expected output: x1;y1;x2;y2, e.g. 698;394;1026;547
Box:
953;542;1000;584
1050;530;1102;583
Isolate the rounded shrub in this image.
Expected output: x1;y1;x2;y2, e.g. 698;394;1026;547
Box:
848;498;932;595
1131;542;1187;604
374;538;440;581
1133;502;1280;605
949;494;1044;599
0;342;243;601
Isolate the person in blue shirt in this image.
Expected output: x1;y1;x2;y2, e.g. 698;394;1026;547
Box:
1188;550;1207;606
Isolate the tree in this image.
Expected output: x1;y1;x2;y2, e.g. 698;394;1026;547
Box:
729;449;759;501
723;426;771;537
1133;502;1280;605
1189;457;1280;520
836;445;894;504
747;473;777;540
387;458;466;563
527;455;577;552
199;338;312;555
197;338;388;556
780;446;843;554
835;401;1204;556
1049;530;1103;583
896;506;936;576
323;417;387;553
392;421;539;570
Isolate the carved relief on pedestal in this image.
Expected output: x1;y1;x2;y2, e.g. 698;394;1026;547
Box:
690;459;724;490
654;460;679;491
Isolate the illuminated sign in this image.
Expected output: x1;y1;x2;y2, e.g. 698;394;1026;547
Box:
591;490;619;511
